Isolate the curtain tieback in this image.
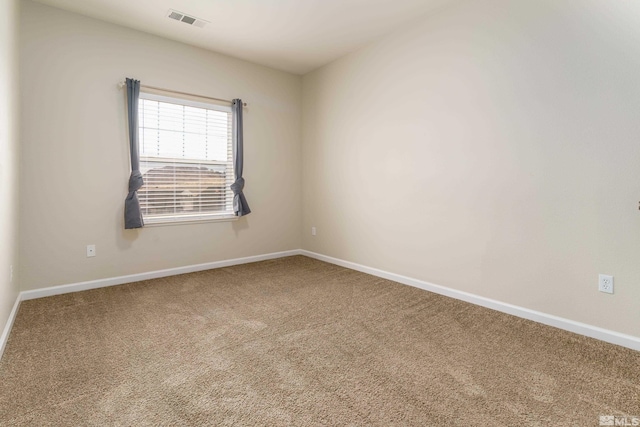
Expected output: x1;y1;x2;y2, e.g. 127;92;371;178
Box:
230;177;245;194
128;170;144;192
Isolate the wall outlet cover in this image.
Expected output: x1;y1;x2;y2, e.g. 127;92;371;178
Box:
87;245;96;258
598;274;614;294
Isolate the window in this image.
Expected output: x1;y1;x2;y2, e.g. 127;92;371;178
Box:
137;92;235;224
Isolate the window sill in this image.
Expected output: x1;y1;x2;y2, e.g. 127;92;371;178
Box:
143;214;238;227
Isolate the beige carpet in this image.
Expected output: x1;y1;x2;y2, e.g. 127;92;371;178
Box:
0;256;638;426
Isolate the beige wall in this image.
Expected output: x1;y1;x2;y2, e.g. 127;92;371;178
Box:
0;0;20;335
19;1;302;291
302;0;640;337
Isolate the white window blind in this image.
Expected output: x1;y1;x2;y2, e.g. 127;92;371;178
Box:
137;92;234;224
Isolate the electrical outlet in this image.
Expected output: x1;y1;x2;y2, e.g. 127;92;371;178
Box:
87;245;96;258
311;226;317;236
598;274;614;294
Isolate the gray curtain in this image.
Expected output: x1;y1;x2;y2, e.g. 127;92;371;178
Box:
230;99;251;216
124;78;144;229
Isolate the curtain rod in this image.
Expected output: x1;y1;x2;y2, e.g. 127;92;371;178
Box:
118;81;247;107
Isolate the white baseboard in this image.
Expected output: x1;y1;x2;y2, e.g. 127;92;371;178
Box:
20;250;302;301
0;294;21;361
300;250;640;352
3;248;638;360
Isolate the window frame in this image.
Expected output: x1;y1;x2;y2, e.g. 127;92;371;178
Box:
137;90;237;226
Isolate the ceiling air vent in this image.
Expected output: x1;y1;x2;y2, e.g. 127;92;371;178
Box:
166;9;209;28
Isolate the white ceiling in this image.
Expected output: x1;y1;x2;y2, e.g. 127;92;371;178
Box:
32;0;458;75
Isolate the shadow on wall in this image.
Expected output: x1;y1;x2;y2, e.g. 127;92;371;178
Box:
232;216;249;237
117;206;138;250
